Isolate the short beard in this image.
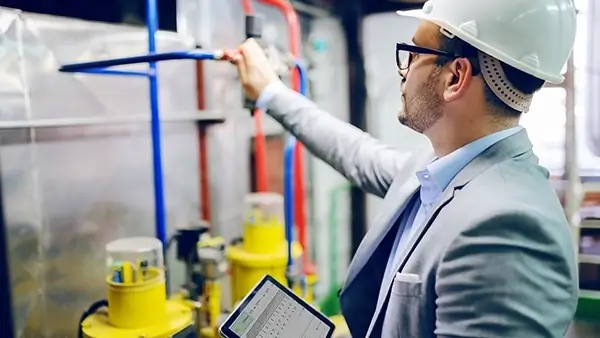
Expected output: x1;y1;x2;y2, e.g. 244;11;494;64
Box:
398;67;444;134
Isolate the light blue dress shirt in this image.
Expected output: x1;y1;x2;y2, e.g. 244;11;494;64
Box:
380;125;524;294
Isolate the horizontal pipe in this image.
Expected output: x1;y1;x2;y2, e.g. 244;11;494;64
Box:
0;110;229;129
76;68;151;77
59;50;230;73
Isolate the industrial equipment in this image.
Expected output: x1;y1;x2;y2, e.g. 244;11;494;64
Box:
79;237;195;338
55;0;351;335
165;193;304;337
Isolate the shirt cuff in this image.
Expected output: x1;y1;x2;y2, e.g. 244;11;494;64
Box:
255;80;287;112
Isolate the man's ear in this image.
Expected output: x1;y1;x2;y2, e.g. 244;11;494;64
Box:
442;58;472;102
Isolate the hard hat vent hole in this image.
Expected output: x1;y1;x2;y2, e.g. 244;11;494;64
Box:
478;52;533;113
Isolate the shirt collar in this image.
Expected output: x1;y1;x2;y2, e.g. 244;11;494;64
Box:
416;126;523;205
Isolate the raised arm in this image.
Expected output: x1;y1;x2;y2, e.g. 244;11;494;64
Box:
233;39;432;197
263;81;429;196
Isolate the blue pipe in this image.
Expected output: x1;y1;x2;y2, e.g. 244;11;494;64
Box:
295;60;308;96
284;60;309;285
75;68;151;77
59;50;219;73
284;136;296;273
146;0;167;249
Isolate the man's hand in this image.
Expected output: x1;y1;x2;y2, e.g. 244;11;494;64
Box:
232;38;280;101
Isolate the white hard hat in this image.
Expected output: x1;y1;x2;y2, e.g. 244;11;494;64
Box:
397;0;577;84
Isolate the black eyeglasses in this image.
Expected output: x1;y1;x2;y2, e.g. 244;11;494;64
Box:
396;42;461;71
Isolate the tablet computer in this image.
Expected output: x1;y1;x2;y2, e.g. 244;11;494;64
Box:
219;275;335;338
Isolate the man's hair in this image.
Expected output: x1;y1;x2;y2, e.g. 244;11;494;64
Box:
435;35;545;118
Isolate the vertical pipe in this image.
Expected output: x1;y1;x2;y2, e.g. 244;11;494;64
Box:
284;137;296;273
146;0;168;247
0;167;15;338
339;2;367;256
196;61;212;226
257;0;311;275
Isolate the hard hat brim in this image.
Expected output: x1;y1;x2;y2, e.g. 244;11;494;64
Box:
396;9;426;20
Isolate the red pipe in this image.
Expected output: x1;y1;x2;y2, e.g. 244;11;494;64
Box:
241;0;253;15
242;0;270;192
195;60;212;231
257;0;312;274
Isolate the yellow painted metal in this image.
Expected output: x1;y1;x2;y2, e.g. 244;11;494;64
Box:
197;236;225;250
226;206;302;306
242;208;284;254
81;300;193;338
205;280;221;331
106;266;167;329
228;241;302;306
200;327;217;337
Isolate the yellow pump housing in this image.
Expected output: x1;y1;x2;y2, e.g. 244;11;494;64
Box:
226;193;302;306
81;237;194;338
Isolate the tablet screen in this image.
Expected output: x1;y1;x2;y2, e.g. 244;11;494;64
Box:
220;275;334;338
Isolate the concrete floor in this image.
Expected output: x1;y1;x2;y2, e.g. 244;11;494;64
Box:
567;321;600;337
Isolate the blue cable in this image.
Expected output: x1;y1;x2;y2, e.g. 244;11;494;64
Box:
284;60;308;288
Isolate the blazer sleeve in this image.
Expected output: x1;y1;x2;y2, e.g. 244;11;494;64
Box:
434;213;578;338
263;81;432;198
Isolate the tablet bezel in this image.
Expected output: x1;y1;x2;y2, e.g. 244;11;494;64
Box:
219;274;335;338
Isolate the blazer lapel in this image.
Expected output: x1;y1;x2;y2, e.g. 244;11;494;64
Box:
343;175;420;288
390;129;534;283
365;129;535;336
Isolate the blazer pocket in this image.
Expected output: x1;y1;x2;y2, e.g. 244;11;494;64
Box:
383;274;423;338
391;273;422;297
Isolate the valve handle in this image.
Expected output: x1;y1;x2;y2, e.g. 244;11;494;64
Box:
244;15;264;113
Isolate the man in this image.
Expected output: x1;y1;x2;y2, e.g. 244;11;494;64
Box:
233;0;579;337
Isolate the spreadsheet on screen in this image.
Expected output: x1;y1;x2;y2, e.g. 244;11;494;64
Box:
228;279;330;338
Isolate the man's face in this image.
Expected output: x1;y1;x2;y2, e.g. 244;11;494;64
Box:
398;22;444;134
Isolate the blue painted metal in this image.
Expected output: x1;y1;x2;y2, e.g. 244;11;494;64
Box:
75;68;151;77
58;50;218;73
146;0;167;248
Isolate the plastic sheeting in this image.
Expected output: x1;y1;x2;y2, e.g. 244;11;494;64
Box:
0;8;205;337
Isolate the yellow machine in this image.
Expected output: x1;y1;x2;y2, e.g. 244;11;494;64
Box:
227;193;303;307
79;237;194;338
78;193;350;337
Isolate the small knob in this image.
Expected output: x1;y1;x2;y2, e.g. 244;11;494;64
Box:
245;15;263;39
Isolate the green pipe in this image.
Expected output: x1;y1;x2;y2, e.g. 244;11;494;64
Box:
320;183;350;316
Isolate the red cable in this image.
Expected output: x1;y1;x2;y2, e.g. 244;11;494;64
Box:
257;0;312;274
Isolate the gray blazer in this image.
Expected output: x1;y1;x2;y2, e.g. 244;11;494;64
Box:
263;85;579;338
